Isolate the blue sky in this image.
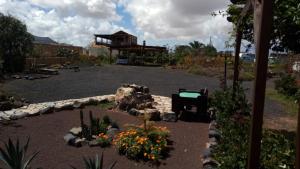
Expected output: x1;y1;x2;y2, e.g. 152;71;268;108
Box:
0;0;233;51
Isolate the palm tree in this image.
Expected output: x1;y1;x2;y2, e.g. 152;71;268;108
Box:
189;41;205;50
188;41;205;56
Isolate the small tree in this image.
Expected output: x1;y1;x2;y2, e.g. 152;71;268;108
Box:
0;13;33;73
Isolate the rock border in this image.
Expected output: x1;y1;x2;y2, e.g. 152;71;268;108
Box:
0;95;115;121
0;94;176;122
201;108;220;169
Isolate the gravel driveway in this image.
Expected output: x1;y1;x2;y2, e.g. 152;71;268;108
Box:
2;65;293;130
3;65;221;103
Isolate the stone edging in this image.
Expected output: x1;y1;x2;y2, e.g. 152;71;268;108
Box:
0;95;115;121
202;108;220;169
0;94;174;121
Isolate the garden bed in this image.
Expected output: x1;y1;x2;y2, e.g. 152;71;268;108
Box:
0;105;209;169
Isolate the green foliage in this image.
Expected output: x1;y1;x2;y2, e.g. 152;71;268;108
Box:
0;138;39;169
79;110;118;143
71;153;116;169
0;13;33;72
266;88;298;115
114;124;169;162
225;0;300;53
57;48;79;58
96;133;111;148
211;86;296;169
204;45;217;57
274;74;299;98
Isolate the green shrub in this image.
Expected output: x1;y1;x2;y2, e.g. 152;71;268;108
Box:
211;85;296;169
275;74;299;98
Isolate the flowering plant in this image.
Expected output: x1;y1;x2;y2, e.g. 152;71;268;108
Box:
96;133;111;147
114;124;170;161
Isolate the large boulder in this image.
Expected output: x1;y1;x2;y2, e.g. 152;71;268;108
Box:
115;84;153;111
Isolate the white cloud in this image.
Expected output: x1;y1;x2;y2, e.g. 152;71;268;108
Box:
124;0;232;50
0;0;233;50
0;0;124;46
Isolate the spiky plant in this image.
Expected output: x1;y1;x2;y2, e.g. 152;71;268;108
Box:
71;153;116;169
0;138;39;169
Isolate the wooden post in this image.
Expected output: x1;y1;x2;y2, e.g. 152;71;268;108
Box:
224;52;227;90
297;101;300;169
109;48;112;64
233;28;242;89
247;0;273;169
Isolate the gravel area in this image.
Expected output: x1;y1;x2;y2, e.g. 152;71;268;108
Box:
0;106;209;169
2;65;220;103
2;65;294;130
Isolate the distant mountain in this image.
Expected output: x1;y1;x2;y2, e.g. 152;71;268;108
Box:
33;35;58;44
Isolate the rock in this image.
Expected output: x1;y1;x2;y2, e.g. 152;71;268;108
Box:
209;137;217;143
76;98;91;106
73;101;83;109
202;157;219;168
128;108;140;116
206;141;217;149
54;101;74;111
115;85;153;111
72;138;83;147
162;112;177;122
115;87;135;103
64;133;76;144
3;109;16;116
39;102;55;114
0;101;13;111
12;75;21;79
208;130;221;140
142;86;149;93
69;127;82;136
10;111;28;120
0;111;10;120
88;140;100;147
136;102;152;109
144;108;160;121
209;121;217;131
76;138;87;146
202;148;212;158
12;101;24;109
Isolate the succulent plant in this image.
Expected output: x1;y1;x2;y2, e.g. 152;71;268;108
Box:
71;153;116;169
0;138;39;169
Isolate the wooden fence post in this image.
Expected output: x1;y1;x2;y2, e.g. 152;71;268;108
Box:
247;0;273;169
296;101;300;169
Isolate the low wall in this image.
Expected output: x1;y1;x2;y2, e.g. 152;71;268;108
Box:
25;57;71;68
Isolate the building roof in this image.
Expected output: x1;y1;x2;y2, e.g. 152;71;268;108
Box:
33;35;58;44
94;30;136;39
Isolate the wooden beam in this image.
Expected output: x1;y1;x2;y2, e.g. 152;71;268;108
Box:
297;102;300;169
247;0;273;169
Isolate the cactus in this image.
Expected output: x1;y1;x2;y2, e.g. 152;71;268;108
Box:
80;110;92;140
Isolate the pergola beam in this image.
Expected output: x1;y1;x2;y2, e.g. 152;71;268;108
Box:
247;0;273;169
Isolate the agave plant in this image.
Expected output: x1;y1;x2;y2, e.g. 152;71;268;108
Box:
0;138;39;169
71;153;116;169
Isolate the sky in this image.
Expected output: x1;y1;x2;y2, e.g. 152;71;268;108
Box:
0;0;233;51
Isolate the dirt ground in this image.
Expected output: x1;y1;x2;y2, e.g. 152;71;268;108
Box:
0;106;209;169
